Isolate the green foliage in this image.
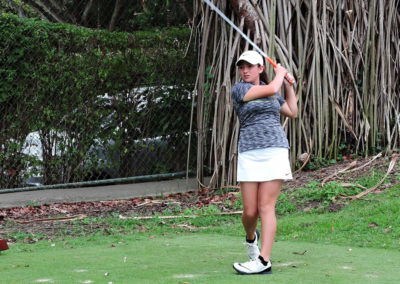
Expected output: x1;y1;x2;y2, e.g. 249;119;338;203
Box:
278;183;400;250
304;157;337;170
357;170;386;188
0;0;191;32
215;187;237;196
0;14;196;187
293;181;362;204
124;2;190;31
276;193;296;215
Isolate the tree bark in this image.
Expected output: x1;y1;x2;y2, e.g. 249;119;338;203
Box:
32;0;65;22
229;0;259;32
109;0;123;32
4;0;26;17
175;0;194;23
82;0;95;26
21;0;49;21
47;0;77;24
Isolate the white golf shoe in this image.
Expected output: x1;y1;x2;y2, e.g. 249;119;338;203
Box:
233;257;272;275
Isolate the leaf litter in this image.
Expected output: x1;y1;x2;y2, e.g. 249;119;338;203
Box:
0;154;398;244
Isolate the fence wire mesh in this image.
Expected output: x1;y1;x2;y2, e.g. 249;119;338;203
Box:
0;1;197;190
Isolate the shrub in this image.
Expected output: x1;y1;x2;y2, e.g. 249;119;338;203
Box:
0;14;196;187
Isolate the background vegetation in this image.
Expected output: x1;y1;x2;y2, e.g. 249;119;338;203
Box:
0;13;196;188
196;0;400;187
1;0;399;190
0;0;193;31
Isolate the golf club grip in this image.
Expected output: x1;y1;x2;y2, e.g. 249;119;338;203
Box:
265;56;295;86
285;73;295;86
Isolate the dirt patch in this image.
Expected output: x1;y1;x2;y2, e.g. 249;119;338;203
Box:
0;155;398;243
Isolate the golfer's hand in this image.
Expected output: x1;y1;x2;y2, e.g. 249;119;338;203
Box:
283;74;295;87
274;64;288;78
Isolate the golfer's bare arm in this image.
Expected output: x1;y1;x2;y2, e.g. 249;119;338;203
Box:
243;65;287;102
280;81;298;118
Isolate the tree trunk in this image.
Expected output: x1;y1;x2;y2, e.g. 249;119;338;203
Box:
82;0;95;26
196;0;400;189
4;0;26;17
109;0;123;32
175;0;194;23
229;0;259;32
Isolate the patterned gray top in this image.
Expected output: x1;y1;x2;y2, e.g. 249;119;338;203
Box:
232;81;289;153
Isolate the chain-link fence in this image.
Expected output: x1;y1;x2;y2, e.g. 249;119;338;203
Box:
0;1;197;190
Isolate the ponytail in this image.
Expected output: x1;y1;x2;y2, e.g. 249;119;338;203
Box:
259;66;270;84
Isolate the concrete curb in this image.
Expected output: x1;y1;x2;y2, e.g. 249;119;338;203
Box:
0;177;208;209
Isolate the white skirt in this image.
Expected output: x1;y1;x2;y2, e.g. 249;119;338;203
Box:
237;147;293;182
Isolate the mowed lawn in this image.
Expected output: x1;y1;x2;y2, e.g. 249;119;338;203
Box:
1;167;399;283
1;232;400;284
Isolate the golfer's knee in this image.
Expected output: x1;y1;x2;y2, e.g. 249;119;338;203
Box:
243;208;258;220
258;203;275;216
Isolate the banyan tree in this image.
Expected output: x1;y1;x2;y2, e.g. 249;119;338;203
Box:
193;0;400;188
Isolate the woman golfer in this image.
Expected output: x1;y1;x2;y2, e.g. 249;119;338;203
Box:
232;50;298;274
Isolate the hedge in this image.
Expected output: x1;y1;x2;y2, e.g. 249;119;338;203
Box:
0;14;196;188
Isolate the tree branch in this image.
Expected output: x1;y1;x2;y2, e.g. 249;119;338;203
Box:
47;0;78;24
82;0;95;26
4;0;26;18
174;0;194;23
109;0;123;32
229;0;260;32
21;0;46;20
22;0;63;22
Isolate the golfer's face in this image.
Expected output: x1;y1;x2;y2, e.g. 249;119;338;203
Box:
238;62;263;84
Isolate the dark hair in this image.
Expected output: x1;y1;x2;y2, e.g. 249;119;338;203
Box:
259;65;269;84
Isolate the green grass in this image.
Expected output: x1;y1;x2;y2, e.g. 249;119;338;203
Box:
2;233;400;283
277;183;400;249
1;169;399;283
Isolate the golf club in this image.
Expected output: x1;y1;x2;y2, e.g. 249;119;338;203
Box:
203;0;295;85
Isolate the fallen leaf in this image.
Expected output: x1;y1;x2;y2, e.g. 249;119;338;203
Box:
135;225;147;232
293;250;307;255
300;222;316;227
24;237;35;244
368;222;379;228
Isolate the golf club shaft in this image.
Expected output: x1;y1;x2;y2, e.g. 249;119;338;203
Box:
203;0;295;85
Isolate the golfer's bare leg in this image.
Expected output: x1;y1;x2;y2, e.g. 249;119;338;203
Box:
240;182;259;240
258;180;282;261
